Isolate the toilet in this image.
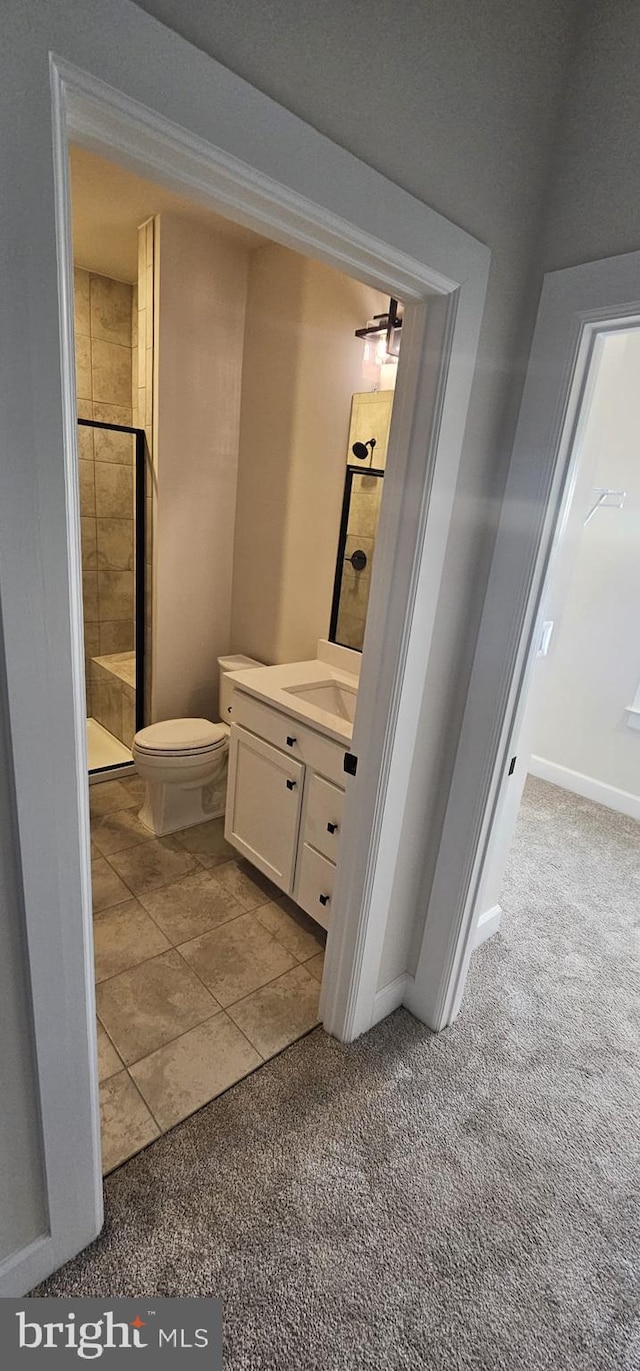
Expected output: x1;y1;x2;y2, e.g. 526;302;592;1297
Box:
133;654;262;837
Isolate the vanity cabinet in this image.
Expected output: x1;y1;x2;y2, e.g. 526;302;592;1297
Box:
225;693;347;930
225;728;304;890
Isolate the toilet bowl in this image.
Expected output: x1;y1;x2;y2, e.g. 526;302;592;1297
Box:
133;717;230;836
133;654;264;837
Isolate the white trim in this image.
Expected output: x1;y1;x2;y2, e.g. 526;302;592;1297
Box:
371;974;414;1027
414;251;640;1032
0;0;489;1290
51;49;489;1051
529;757;640;821
0;1236;56;1300
626;678;640;731
473;904;502;949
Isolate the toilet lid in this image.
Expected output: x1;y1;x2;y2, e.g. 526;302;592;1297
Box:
134;718;227;755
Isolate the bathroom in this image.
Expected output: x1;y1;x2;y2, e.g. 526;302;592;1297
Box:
72;145;399;1170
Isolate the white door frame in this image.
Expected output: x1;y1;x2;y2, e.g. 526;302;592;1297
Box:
1;0;488;1291
408;249;640;1029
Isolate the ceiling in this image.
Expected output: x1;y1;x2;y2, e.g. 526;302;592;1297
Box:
69;145;267;282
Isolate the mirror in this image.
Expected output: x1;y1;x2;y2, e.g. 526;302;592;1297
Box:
329;388;393;651
329;466;384;651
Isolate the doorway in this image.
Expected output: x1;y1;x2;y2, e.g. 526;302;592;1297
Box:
436;251;640;1037
0;15;488;1294
70;144;409;1171
483;325;640;956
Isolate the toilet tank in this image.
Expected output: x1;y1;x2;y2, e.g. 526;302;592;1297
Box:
218;655;264;722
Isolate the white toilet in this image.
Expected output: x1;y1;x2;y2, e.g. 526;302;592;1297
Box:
133;654;262;837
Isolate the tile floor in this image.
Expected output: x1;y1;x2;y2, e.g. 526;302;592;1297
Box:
90;773;326;1172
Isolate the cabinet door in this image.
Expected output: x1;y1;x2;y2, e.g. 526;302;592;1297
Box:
225;725;303;893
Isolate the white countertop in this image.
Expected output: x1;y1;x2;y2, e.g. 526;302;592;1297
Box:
229;657;359;744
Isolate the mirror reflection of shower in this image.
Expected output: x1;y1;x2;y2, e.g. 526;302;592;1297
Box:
329;298;402;650
329;465;384;651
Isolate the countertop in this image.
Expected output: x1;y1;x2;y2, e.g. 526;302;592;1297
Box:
228;657;359;745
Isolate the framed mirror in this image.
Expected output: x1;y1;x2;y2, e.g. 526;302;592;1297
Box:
329;465;385;651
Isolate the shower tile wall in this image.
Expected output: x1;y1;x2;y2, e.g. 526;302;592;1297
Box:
74;268;135;717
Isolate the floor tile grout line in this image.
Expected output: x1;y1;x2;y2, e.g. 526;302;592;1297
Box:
102;1004;226;1076
98;846;227;901
93;827;283;910
94;897;266;965
197;953;322;1016
92;870;324;986
91;806;239;862
171;917;313;1005
97;949;319;1066
102;1068;162;1160
123;1066;165;1135
93;905;323;993
103;1019;325;1178
96;1015;125;1069
94;941;222;999
122;999;321;1153
96;854;206;903
125;1004;265;1076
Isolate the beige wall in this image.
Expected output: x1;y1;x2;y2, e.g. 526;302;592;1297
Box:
153;212;249;720
73;268;135;721
231;243;388;665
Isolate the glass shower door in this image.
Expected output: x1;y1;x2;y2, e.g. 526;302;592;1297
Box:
79;418;146;772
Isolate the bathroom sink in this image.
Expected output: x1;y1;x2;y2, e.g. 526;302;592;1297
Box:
283;679;358;724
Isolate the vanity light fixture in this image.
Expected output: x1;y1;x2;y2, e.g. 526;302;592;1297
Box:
355;297;403;359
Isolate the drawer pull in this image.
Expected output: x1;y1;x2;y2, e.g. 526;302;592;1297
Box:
286;779;297;791
327;822;339;835
286;735;297;747
319;893;330;907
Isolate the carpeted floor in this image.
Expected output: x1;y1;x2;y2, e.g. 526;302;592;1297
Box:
35;778;640;1369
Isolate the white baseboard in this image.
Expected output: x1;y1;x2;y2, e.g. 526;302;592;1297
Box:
474;903;502;948
529;756;640;822
371;973;413;1027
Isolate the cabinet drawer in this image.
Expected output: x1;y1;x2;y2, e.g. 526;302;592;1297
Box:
294;843;335;931
304;773;345;863
233;690;346;787
225;725;303;894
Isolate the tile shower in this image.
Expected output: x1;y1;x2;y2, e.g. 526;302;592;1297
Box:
75;267;139;763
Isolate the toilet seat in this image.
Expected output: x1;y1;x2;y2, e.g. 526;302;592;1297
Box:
134;717;228;758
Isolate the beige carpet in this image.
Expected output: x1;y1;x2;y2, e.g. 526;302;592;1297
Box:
34;778;640;1369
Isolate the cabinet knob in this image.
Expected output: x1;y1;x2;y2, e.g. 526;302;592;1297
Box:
286;779;296;791
327;822;338;835
319;893;330;907
286;735;297;747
